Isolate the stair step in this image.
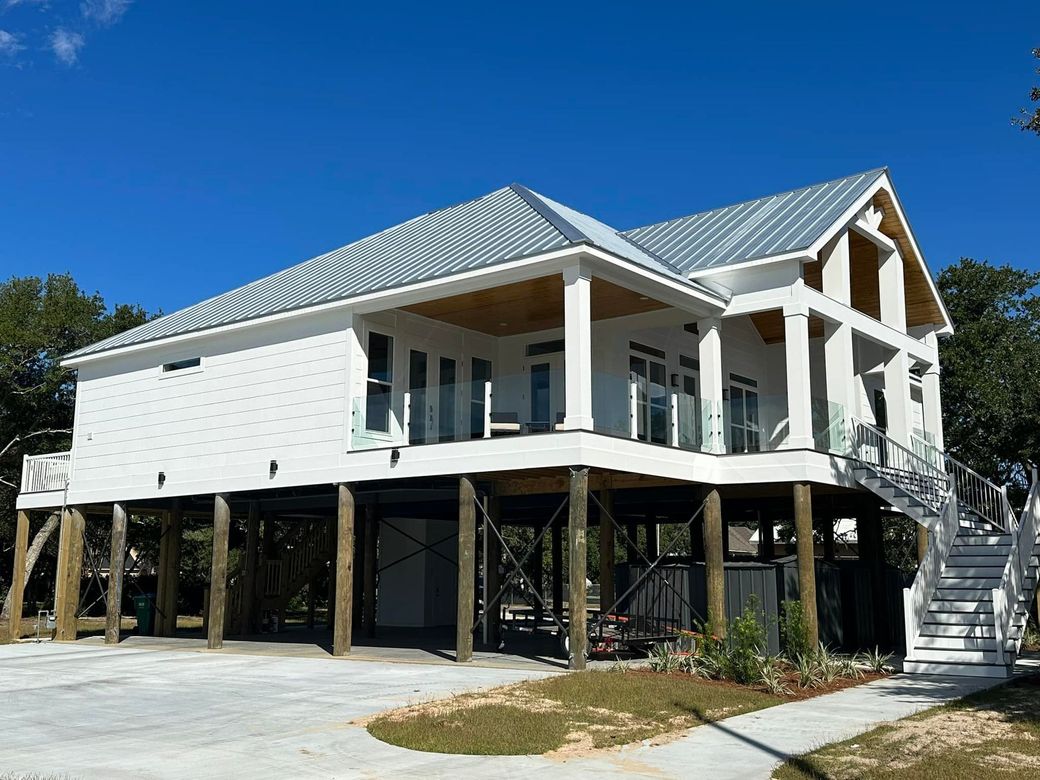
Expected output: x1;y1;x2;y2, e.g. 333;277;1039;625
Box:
925;610;994;625
941;566;1006;578
945;555;1012;566
929;600;994;613
938;577;1002;589
919;623;996;638
935;588;995;601
902;659;1012;678
915;635;997;650
909;647;1001;664
952;537;1011;548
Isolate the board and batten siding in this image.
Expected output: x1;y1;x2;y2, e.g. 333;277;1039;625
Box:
71;311;351;501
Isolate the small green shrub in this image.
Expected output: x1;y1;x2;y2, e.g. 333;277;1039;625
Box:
778;600;810;660
756;655;791;696
728;594;768;684
855;646;893;674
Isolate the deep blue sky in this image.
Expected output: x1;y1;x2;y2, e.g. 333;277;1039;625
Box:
2;1;1038;315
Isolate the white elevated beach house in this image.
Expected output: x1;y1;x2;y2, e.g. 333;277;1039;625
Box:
12;168;1040;676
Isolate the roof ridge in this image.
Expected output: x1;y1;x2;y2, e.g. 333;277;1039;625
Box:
508;183;587;243
622;167;888;235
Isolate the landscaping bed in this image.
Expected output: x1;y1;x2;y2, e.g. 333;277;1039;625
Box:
773;676;1040;779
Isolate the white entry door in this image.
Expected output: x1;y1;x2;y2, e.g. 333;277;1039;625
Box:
408;349;460;444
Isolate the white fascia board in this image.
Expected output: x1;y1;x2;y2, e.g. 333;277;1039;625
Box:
805;171;953;334
800;286;938;364
722;284;798;317
685;250;813;281
63;244;727;370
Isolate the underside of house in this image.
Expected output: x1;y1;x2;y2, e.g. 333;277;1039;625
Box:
10;168;1040;677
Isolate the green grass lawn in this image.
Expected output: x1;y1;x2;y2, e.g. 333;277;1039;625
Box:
774;676;1040;779
367;669;782;756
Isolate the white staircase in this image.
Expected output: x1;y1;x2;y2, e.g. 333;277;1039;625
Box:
852;419;1040;677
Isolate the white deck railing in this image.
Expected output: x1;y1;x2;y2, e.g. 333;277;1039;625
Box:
20;451;72;493
903;486;960;660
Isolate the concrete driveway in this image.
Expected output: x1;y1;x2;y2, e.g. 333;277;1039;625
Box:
0;641;1000;779
0;641;563;779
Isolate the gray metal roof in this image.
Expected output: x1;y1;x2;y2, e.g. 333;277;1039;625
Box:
622;168;886;273
66;184;716;360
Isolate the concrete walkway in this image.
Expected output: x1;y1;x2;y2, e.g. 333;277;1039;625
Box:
0;641;1000;779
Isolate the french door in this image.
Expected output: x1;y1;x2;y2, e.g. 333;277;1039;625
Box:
729;381;760;453
408;349;459;444
525;355;564;431
630;353;668;444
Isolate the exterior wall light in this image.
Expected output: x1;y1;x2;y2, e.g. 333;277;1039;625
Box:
269;459;278;478
390;448;400;467
158;471;166;489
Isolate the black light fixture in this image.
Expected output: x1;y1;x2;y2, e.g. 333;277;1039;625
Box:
269;459;278;478
158;471;166;489
390;448;401;467
670;373;679;388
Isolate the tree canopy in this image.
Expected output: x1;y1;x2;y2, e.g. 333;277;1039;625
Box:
0;274;152;593
1012;47;1040;136
937;259;1040;496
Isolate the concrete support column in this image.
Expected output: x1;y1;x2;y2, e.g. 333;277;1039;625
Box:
793;483;819;647
456;476;476;662
568;467;589;670
784;306;814;449
598;490;615;615
563;265;593;430
241;501;260;635
333;483;356;656
921;332;945;450
207;493;231;650
7;510;30;641
105;502;128;645
54;506;85;641
883;348;913;447
697;316;724;452
703;488;726;638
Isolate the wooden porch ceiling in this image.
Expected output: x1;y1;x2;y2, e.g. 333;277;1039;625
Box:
401;275;670;336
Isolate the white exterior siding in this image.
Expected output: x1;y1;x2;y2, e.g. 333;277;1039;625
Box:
71;312;351;500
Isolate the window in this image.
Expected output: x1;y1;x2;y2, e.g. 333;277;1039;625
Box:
162;357;201;373
729;375;760;453
630;352;668;444
365;332;393;433
470;357;492;438
525;339;565;357
629;340;666;360
439;357;457;442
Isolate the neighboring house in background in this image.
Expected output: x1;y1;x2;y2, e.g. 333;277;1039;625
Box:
12;168;1040;677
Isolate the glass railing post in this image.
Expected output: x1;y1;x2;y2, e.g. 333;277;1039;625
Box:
403;391;412;445
669;392;680;448
483;380;492;439
629;380;638;440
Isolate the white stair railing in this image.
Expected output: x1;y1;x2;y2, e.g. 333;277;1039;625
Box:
911;433;1015;533
994;479;1040;663
852;419;949;512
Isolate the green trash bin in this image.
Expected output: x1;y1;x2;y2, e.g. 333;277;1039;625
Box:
134;594;157;636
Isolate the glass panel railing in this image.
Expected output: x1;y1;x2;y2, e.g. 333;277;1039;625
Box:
592;371;634;439
724;394;789;453
351;389;407;450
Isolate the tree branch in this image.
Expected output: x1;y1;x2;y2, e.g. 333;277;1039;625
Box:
0;429;73;462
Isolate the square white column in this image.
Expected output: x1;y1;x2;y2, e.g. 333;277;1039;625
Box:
823;321;856;451
883;348;913;447
878;247;907;332
697;316;724;453
784;306;814;449
921;332;944;451
563;265;594;431
820;232;851;305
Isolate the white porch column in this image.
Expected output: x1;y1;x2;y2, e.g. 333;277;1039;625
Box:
783;304;814;449
344;311;363;452
921;332;945;451
697;316;724;453
820;232;857;444
878;247;907;332
563;264;593;430
883;348;913;447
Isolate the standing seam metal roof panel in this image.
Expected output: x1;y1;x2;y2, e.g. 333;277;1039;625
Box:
621;168;886;272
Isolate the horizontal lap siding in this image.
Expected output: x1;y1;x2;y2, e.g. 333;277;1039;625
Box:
72;319;348;498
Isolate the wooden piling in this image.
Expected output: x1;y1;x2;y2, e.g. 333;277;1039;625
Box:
793;482;819;647
551;518;563;612
207;493;231;650
7;510;29;641
333;483;355;656
55;506;85;641
156;501;183;637
105;502;128;645
456;476;476;662
916;525;929;565
568;467;589;670
485;496;502;645
757;510;774;562
703;488;726;638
